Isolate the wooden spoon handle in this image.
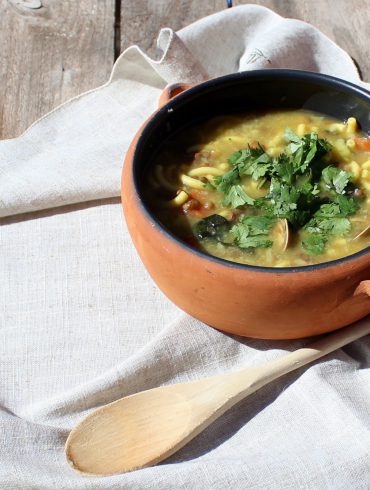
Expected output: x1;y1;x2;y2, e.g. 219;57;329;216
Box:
246;317;370;389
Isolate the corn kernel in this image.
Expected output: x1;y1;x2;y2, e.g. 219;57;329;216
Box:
297;123;307;136
347;161;361;180
346;138;356;149
326;248;336;257
332;139;351;162
311;126;319;133
362;160;370;170
267;147;282;157
332;238;347;247
270;134;284;146
329;123;345;134
218;163;230;170
217;209;232;219
363;181;370;191
362;169;370;180
346;117;357;133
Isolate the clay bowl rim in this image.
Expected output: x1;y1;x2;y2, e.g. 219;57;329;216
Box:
131;69;370;274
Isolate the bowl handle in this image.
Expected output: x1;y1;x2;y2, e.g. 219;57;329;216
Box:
158;83;193;108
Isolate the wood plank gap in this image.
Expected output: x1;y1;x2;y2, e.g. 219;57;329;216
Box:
114;0;121;60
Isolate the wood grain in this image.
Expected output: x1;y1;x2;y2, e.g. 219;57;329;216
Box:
120;0;226;57
0;0;115;139
1;0;369;139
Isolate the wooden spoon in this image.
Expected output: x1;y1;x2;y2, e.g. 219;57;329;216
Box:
65;318;370;476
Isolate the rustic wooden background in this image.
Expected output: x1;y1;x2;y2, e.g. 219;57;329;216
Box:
1;0;369;139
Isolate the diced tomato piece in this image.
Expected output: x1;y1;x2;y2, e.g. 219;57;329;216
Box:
354;137;370;151
182;199;201;213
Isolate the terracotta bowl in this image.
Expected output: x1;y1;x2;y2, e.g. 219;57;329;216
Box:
122;70;370;339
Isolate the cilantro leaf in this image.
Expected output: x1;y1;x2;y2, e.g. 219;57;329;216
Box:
223;185;254;208
302;234;327;255
228;145;272;180
271;153;295;184
213;167;240;194
305;216;351;236
231;215;275;249
321;166;351;195
285;129;331;174
234;235;273;249
335;195;359;216
303;199;353;255
239;215;276;234
266;179;315;228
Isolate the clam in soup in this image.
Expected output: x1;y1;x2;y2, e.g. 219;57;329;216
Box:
146;110;370;267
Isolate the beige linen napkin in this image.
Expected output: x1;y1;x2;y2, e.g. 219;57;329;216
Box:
0;5;369;489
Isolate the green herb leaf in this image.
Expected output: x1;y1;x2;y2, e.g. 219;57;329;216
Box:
285;129;331;174
305;216;351;236
234;235;273;249
271;153;295;184
231;214;275;249
223;185;255;208
214;129;361;256
302;234;327;255
213;167;240;194
228;145;272;180
266;179;314;228
334;195;359;216
321;166;351;195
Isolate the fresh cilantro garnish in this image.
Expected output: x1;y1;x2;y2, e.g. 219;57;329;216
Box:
213;167;240;194
231;215;276;249
264;179;318;228
230;145;273;180
271;153;295;184
321;166;351;195
285;129;331;174
203;180;216;190
302;234;327;255
194;128;363;256
222;185;255;208
302;198;357;255
335;195;359;216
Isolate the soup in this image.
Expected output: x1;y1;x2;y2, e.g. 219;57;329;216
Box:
146;110;370;267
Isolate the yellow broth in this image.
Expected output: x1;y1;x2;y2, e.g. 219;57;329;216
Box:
147;110;370;267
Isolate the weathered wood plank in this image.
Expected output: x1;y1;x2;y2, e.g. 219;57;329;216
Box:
1;0;369;139
120;0;370;81
0;0;115;139
120;0;226;56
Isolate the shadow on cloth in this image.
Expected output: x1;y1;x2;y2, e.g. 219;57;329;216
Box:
162;365;306;465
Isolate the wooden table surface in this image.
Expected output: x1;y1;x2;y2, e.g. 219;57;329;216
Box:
1;0;369;139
